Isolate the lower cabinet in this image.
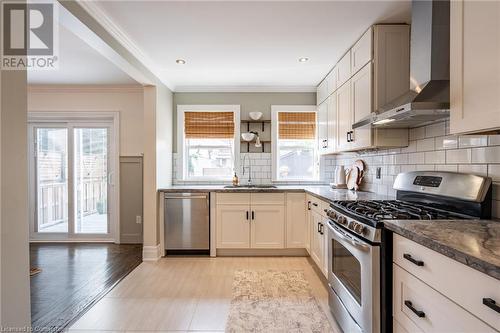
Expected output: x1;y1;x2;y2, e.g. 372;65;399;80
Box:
309;210;328;278
216;204;250;248
286;193;308;249
251;204;285;248
216;193;285;249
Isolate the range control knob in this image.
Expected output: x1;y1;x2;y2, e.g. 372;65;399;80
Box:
353;223;366;235
337;216;347;226
328;210;337;219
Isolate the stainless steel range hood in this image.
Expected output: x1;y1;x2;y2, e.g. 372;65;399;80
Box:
353;0;450;129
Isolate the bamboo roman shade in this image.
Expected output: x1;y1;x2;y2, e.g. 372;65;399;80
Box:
184;111;235;139
278;112;316;140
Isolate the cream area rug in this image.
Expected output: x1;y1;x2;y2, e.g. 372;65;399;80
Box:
225;270;334;333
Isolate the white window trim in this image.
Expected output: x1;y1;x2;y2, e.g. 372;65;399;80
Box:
177;105;240;182
271;105;318;182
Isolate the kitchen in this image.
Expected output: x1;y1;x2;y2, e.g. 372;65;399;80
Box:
1;0;499;332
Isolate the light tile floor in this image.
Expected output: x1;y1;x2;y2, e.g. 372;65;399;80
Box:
68;257;340;332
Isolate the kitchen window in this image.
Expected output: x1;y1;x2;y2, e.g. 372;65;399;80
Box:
177;105;240;181
271;106;318;181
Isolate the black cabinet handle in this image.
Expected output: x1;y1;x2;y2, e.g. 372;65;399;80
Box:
483;298;500;313
251;211;255;220
403;253;424;266
307;201;311;210
350;131;354;142
346;132;350;142
317;222;321;233
312;203;318;207
246;211;249;220
404;300;425;318
319;223;324;235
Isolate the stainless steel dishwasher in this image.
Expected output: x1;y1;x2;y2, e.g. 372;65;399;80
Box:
164;192;209;255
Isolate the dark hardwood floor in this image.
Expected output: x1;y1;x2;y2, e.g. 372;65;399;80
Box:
30;243;142;333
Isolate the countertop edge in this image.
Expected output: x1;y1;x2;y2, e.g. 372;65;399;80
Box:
383;221;500;281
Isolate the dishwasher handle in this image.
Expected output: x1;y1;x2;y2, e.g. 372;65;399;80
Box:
165;195;207;200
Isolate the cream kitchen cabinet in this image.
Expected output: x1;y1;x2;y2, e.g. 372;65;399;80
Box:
310;210;326;276
216;193;285;249
318;24;410;154
251;204;285;248
450;0;500;134
317;78;329;105
393;234;500;332
286;193;308;249
318;100;329;155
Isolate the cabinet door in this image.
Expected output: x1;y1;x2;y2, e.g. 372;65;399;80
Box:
317;100;329;154
286;193;307;248
336;81;352;152
317;79;329;105
337;51;352;87
251;204;285;249
321;217;329;277
352;28;373;74
310;211;324;268
351;64;373;150
327;91;338;154
216;204;250;248
327;66;338;95
450;0;500;134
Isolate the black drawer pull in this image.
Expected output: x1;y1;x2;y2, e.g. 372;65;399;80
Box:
317;222;321;233
308;201;311;210
404;300;425;318
246;211;249;220
483;298;500;313
403;253;424;266
319;223;324;235
251;211;255;220
312;203;318;207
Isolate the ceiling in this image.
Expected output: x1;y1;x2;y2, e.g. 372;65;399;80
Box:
92;0;411;91
28;23;138;85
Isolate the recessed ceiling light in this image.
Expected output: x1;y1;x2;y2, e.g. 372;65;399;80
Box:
176;59;186;65
298;57;309;63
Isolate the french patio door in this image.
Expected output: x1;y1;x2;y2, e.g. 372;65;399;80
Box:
29;120;116;241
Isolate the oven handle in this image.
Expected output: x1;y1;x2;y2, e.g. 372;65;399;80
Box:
328;222;370;251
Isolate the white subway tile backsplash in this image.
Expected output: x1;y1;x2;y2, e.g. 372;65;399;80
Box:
471;146;500;164
435;164;458;172
395;154;408;165
409;126;426;141
416;138;435;152
446;149;472;164
458;135;488;148
425;122;446;138
408;152;425;164
401;140;417;153
424;151;445;164
435;136;458;150
488;165;500;182
489;135;500;146
458;164;488;177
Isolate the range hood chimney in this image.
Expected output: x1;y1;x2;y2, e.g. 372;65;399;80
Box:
353;0;450;129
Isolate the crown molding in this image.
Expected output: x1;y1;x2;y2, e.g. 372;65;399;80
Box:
76;1;173;90
174;85;317;93
28;84;144;94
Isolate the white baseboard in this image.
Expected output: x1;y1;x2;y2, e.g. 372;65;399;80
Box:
142;244;162;261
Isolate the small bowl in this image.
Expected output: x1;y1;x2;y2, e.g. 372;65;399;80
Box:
249;112;263;120
241;132;256;142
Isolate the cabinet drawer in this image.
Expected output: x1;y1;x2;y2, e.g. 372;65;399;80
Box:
250;193;284;205
216;193;250;205
308;195;328;217
394;234;500;330
394;264;496;333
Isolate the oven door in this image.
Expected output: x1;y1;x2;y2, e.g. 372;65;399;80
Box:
327;220;380;333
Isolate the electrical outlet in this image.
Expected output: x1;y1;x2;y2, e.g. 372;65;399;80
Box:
376;167;382;179
136;216;142;224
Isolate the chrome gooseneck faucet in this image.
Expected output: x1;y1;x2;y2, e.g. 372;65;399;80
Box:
242;154;252;186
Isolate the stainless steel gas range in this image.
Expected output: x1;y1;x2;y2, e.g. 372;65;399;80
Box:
325;171;492;333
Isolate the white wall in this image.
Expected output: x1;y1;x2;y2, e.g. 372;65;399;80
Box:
28;85;144;156
1;69;31;327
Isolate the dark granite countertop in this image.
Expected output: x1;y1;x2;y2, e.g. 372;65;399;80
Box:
158;185;389;202
384;219;500;280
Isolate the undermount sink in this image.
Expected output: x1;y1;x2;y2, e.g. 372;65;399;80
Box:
224;184;277;189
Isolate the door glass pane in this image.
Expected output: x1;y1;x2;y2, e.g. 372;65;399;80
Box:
332;239;362;305
36;128;68;233
74;128;108;234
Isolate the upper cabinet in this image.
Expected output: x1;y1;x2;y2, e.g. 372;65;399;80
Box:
316;79;329;105
317;25;410;154
450;0;500;134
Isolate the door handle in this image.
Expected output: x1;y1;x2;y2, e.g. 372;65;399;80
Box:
319;223;324;235
307;201;311;210
483;298;500;313
317;222;321;233
346;131;349;143
312;203;318;207
350;131;354;142
403;253;424;267
404;300;425;318
246;211;249;220
251;211;255;220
